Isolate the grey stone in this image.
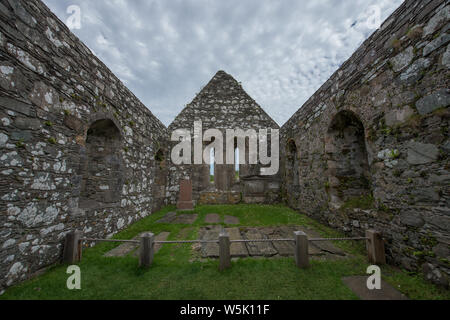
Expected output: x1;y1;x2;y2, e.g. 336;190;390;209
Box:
416;89;450;115
390;46;414;72
400;211;425;227
430;174;450;185
242;228;277;257
406;141;439;165
13;117;41;130
104;231;170;257
423;6;450;37
442;44;450;68
432;243;450;259
156;212;177;224
399;58;431;83
385;106;415;127
0;133;8;147
226;227;249;257
0;96;33;116
11;130;32;142
423;33;450;56
204;213;221;224
199;225;223;258
342;276;409;300
224;215;240;225
172;213;198;225
7;0;36;27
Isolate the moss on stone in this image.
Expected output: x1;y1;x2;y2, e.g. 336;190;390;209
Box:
341;194;374;210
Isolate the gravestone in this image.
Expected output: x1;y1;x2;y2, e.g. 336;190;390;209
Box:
205;214;221;224
177;179;194;210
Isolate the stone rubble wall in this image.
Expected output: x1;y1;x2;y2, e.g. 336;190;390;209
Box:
0;0;168;291
281;0;449;287
167;70;280;204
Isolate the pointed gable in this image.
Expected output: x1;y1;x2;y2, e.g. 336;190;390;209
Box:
169;71;279;131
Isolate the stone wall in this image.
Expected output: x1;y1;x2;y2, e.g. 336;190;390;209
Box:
0;0;168;290
281;0;450;287
167;71;281;205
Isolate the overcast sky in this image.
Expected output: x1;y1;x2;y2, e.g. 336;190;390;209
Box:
42;0;403;127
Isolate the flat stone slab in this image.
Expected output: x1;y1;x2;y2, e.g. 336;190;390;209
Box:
132;232;170;257
198;226;248;258
205;214;221;224
342;276;409;300
224;215;240;225
242;228;277;257
156;212;177;224
172;214;198;224
301;228;346;256
104;231;170;257
104;241;138;257
197;225;345;259
259;226;322;256
198;225;223;258
226;227;249;257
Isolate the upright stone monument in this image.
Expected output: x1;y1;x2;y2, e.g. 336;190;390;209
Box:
177;179;194;210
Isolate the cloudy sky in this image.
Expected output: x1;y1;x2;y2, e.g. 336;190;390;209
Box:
42;0;403;127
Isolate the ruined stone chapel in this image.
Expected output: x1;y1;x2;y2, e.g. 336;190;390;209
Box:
0;0;449;290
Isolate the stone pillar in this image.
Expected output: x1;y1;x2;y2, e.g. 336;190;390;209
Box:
177;179;194;210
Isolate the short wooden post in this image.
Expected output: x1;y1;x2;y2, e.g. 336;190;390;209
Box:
63;230;82;264
294;231;309;269
139;232;154;268
366;230;386;265
219;232;231;271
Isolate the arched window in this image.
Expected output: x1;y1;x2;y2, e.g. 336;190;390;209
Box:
79;119;123;209
326;110;371;205
155;148;165;167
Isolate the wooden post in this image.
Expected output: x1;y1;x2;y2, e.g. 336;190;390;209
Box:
294;231;309;269
219;232;231;271
139;232;154;268
366;230;386;265
63;230;82;264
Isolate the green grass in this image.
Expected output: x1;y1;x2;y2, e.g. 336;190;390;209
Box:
1;204;448;300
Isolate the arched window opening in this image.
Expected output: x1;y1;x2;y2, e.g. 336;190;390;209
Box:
79;119;123;209
326;110;371;206
155;148;165;168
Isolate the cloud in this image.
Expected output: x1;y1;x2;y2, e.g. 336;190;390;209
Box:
42;0;403;126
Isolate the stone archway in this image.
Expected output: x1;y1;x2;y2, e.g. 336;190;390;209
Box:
325;110;371;208
79;119;123;209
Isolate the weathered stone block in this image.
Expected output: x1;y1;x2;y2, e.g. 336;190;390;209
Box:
416;89;450;115
407;141;439;164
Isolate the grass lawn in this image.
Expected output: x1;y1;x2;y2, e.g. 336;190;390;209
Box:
1;204;448;300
